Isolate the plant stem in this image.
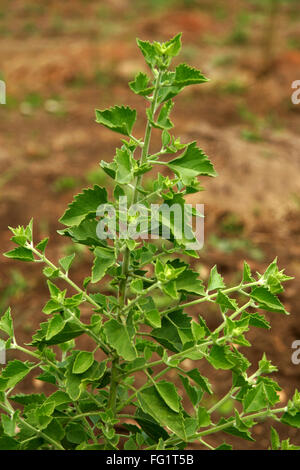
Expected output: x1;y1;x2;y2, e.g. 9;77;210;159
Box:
107;357;119;417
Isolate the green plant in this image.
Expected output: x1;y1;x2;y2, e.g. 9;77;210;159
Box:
1;34;300;451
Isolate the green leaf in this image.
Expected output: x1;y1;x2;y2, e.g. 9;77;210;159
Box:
1;411;19;437
45;314;66;341
115;147;134;184
168;142;217;185
4;246;34;262
155;381;180;413
0;360;33;391
136;39;157;69
139;297;161;329
10;393;46;406
43;419;65;442
36;238;49;254
0;436;19;450
59;185;107;227
66;422;89;444
208;345;235;370
138;386;186;440
91;246;115;283
207;265;225;291
151;310;193;353
174;63;209;87
129;72;154;96
31;321;85;346
242;261;254;283
72;351;94;374
65;373;82;401
250;286;288;314
281;411;300;428
163;33;182;58
179;375;201;407
134;409;169;442
59;253;75;273
95;105;137;136
243;381;279;413
149;100;174;130
186;369;213;395
0;307;14;338
216;291;238;312
197;406;211;427
103;319;137;361
241;312;270;329
270;426;280;450
258;353;278;374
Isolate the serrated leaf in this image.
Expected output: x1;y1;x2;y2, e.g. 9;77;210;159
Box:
155;381;180;413
138;386;186;440
115;147;135;184
59;185;107;227
179;375;201;406
207;265;225;291
151;310;193;353
174;63;208;87
136;39;157;69
0;360;33;391
208;345;235;370
0;307;14;338
45;314;66;341
129;72;154;96
186;369;213;395
243;381;279;413
91;246;115;283
216;291;238;312
250;286;288;314
243;261;254;283
95;105;136;136
270;426;280;450
4;247;34;262
281;411;300;428
103;319;137;361
168;142;216;186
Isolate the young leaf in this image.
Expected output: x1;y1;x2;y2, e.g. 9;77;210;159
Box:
250;286;288;314
95;105;137;136
4;247;34;262
174;63;209;87
167;142;217;185
59;253;75;273
0;308;14;338
207;265;225;291
129;72;154;96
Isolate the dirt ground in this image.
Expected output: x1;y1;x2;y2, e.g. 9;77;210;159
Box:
0;0;300;450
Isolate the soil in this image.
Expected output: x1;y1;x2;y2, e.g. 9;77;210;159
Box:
0;0;300;450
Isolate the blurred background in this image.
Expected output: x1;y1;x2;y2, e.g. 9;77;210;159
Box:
0;0;300;449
